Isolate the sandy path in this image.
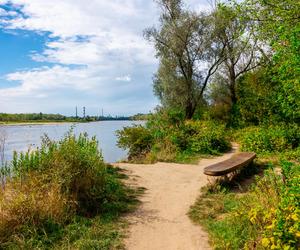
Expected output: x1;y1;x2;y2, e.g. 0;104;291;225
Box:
115;149;237;250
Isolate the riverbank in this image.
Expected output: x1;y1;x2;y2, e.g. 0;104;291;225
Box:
0;132;139;249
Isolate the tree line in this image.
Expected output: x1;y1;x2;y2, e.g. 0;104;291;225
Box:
0;113;144;122
0;113;69;122
147;0;299;126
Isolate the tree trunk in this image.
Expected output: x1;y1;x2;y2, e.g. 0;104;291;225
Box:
228;77;240;127
228;64;237;106
185;78;196;119
230;81;237;106
185;101;195;120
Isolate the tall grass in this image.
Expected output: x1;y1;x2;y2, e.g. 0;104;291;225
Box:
0;131;136;249
189;161;300;249
0;127;7;166
0;128;8;191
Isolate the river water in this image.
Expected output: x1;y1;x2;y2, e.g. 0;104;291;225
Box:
0;121;143;163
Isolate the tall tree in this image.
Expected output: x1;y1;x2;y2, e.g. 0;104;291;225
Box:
242;0;300;123
146;0;225;119
212;4;263;109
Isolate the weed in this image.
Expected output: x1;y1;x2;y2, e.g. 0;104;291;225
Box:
0;132;138;249
189;160;300;249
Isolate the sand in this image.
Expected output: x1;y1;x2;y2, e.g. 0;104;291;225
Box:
115;149;237;250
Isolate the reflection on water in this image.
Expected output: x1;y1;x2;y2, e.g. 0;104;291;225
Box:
1;121;144;163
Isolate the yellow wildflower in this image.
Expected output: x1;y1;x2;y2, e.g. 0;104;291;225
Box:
261;238;270;247
291;214;298;221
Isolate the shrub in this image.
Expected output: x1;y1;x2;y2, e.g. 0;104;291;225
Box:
281;147;300;163
0;132;131;248
238;161;300;249
117;113;231;163
116;125;153;161
10;133;128;215
184;120;231;155
236;124;300;154
147;139;178;163
190;161;300;249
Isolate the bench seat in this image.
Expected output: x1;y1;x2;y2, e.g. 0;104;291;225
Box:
203;152;256;176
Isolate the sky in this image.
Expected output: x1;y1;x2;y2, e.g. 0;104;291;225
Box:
0;0;212;116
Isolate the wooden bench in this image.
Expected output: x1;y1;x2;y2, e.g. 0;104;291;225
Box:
203;152;256;176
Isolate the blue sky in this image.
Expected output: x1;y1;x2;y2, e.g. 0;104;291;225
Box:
0;0;211;116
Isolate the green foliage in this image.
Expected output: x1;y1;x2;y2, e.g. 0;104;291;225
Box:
242;0;300;123
190;161;300;249
183;120;231;155
281;148;300;163
240;162;300;249
189;190;251;250
117;110;231;163
235;124;300;154
0;112;68;122
130;113;151;121
9;132;129;215
212;2;262;126
146;0;225;119
235;68;279;125
116;125;154;161
204;1;300;127
0;132;135;249
260;162;300;249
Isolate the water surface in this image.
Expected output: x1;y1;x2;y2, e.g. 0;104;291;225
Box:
0;121;143;163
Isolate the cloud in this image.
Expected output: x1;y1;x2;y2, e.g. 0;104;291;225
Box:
115;75;131;82
0;0;210;115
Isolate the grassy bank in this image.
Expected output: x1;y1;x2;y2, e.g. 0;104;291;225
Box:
0;132;139;249
189;127;300;250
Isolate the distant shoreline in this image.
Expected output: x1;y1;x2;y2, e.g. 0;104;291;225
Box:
0;119;141;126
0;121;78;126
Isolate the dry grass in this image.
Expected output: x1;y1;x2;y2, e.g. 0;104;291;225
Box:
0;173;72;242
0;132;138;249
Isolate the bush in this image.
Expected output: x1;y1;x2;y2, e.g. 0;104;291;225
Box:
240;161;300;249
281;147;300;163
0;132;132;248
117;111;231;163
184;121;231;155
116;125;153;161
235;124;300;154
190;161;300;249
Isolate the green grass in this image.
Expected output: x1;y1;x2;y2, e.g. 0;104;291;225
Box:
189;157;300;250
1;167;141;250
189;190;258;250
188;161;263;249
0;133;142;249
3;215;126;250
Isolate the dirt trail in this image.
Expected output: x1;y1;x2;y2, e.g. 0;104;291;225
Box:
115;148;237;250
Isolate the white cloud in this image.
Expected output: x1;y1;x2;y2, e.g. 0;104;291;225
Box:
0;7;18;18
115;75;131;82
0;7;6;15
0;0;210;115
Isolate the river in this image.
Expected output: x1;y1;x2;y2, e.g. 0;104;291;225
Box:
0;120;144;163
